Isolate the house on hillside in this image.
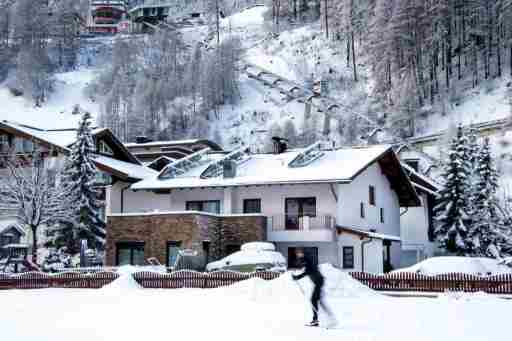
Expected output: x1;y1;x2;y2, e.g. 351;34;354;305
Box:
105;141;423;273
124;137;222;165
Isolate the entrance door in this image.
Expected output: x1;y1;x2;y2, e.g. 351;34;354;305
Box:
167;241;182;268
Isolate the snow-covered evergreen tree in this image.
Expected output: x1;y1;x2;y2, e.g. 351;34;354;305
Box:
469;138;505;256
434;125;473;254
59;111;106;250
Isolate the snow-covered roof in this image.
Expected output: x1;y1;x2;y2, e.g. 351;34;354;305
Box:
92;155;157;180
124;139;222;151
0;219;26;236
132;145;391;190
0;120;108;150
401;163;441;193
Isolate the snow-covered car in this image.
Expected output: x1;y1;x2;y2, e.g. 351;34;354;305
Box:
394;256;512;276
206;242;286;272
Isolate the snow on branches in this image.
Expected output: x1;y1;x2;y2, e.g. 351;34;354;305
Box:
0;151;71;263
435;126;512;257
59;111;106;250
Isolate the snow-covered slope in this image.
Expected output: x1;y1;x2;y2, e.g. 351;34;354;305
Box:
0;69;100;129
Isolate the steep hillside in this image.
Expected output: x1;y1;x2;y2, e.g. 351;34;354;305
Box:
1;5;511;156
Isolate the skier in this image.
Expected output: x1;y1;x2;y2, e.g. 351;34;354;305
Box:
292;253;336;327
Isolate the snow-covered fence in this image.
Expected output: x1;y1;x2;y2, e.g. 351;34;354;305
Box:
350;272;512;294
0;270;281;290
0;271;120;289
133;270;280;289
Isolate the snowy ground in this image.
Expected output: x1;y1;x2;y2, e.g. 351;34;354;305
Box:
0;265;509;341
0;69;100;129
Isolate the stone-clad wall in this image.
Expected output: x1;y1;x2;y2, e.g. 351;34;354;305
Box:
106;213;267;266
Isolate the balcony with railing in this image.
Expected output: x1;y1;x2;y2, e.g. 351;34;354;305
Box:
267;214;336;242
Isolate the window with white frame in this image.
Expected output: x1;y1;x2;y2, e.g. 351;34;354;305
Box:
98;140;114;156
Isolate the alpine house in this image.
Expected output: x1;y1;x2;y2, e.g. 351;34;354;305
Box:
106;141;421;273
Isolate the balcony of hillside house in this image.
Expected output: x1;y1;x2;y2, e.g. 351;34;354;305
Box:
267;214;336;242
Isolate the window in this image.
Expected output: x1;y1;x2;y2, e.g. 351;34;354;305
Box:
285;197;316;230
0;134;9;152
380;208;385;223
116;242;145;266
23;139;34;153
360;202;365;218
287;247;318;268
14;137;23;153
98;140;114;156
226;244;241;255
343;246;354;269
243;199;261;214
404;159;419;172
186;200;221;214
166;241;182;267
369;186;376;206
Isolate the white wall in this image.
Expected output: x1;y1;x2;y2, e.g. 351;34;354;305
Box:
111;182;338;218
336;162;401;267
337;233;384;273
337;163;401;237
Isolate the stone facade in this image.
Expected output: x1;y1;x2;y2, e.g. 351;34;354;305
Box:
105;212;267;266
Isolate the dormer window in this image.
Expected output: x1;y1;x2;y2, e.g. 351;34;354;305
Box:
404;159;420;172
98;140;114;156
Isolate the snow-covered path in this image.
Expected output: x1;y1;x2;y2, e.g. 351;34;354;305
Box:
0;269;509;341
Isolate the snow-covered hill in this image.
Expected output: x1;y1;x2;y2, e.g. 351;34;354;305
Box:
0;69;100;129
1;5;511;155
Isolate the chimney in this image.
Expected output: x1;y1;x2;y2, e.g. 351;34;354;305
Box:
135;136;153;144
272;137;288;154
222;160;237;178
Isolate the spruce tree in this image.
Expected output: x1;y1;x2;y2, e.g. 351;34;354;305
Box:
60;111;106;250
470;138;503;256
434;125;473;254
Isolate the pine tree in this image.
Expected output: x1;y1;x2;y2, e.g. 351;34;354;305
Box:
434;125;473;254
60;111;106;250
469;138;503;256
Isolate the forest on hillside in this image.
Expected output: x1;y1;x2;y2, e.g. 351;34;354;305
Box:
2;0;512;144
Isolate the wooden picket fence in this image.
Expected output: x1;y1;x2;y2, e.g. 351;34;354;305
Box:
0;270;281;290
2;270;512;294
0;271;120;289
133;270;281;289
350;272;512;294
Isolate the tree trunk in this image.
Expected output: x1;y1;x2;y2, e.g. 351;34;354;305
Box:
215;0;220;46
351;31;357;82
497;22;502;78
31;225;38;264
324;0;328;39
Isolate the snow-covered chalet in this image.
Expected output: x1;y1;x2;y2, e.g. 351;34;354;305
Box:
106;139;429;273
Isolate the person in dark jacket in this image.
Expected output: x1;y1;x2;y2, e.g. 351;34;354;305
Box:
292;255;335;326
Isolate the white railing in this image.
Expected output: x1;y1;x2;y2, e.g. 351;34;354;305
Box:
269;214;335;231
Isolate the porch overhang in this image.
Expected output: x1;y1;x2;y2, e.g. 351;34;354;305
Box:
336;226;401;242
